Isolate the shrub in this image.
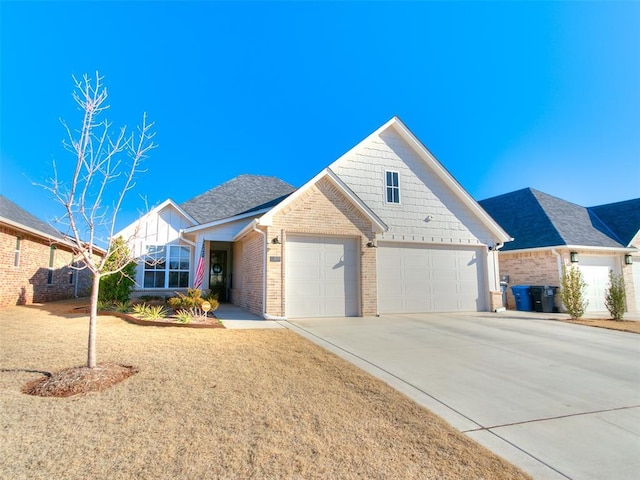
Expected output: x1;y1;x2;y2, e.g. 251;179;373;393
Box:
143;305;168;320
605;270;626;321
132;303;151;317
98;237;136;303
174;309;193;324
560;265;588;319
114;301;131;313
167;288;219;312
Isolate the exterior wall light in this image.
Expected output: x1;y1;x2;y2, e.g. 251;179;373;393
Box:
271;237;280;244
625;254;633;265
570;251;579;263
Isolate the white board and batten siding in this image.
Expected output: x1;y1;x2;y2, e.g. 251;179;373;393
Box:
331;127;497;314
286;235;359;318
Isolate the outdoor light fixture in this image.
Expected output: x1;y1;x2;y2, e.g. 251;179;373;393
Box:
271;237;280;244
625;254;633;265
366;241;377;248
570;251;579;263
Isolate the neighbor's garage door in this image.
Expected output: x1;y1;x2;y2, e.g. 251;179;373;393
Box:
378;243;486;313
578;256;617;312
286;236;359;318
633;257;640;313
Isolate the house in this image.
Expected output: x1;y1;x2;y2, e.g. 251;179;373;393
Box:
118;117;511;318
0;195;97;307
479;189;640;313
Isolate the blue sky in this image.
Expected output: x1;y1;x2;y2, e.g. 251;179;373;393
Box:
1;1;639;233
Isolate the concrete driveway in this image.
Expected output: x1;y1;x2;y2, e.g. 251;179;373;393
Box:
284;312;640;480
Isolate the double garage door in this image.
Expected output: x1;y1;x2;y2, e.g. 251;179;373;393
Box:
377;243;486;314
286;236;487;317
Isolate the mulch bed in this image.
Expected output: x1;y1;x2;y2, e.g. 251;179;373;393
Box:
22;363;138;397
70;307;224;328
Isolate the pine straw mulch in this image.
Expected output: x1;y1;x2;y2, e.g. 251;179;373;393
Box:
21;363;138;397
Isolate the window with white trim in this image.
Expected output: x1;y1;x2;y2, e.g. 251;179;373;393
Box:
385;170;400;204
143;245;191;288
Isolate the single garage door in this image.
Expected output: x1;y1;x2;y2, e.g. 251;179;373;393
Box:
378;243;486;313
286;236;359;318
578;256;617;312
633;257;640;313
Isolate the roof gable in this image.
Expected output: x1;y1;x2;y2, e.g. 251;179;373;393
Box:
479;188;630;251
180;174;296;225
328;116;511;243
588;198;640;247
0;194;65;241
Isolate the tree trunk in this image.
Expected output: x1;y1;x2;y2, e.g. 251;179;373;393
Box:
87;272;101;368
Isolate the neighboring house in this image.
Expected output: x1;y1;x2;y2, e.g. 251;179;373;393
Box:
118;117;511;318
479;189;640;313
0;195;97;307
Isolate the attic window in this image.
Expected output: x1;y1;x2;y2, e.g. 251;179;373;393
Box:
385;171;400;204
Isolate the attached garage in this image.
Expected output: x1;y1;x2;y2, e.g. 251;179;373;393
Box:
286;235;360;318
377;243;486;314
578;256;618;312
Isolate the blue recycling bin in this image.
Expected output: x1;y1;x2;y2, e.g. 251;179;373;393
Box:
511;285;533;311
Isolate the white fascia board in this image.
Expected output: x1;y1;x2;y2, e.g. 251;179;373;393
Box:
257;169;388;234
113;198;197;238
233;219;261;242
389;118;512;243
182;208;271;234
501;245;637;254
258;168;330;227
325;169;387;233
327;117;512;243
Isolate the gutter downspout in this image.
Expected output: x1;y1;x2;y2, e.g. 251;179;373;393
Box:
252;221;287;321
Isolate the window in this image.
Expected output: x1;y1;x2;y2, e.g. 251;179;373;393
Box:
47;246;55;285
385;171;400;204
14;237;21;267
143;245;191;288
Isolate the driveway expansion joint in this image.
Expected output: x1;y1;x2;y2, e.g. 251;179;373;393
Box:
462;404;640;433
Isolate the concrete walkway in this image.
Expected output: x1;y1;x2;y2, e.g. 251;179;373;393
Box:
214;303;283;329
285;312;640;480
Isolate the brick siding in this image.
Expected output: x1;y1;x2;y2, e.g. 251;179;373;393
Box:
0;225;94;307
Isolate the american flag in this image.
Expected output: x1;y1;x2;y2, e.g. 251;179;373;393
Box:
193;242;205;290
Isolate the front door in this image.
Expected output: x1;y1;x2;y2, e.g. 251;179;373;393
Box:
209;250;227;301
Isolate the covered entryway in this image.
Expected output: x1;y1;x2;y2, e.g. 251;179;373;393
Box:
285;235;360;318
578;256;617;312
377;243;486;313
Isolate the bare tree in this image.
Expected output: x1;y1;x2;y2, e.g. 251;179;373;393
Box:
42;72;156;368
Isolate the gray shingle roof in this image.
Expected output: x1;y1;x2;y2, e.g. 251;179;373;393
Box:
588;198;640;247
479;188;632;251
0;194;64;240
180;174;297;225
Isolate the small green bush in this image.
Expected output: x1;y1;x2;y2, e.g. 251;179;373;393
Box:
114;301;131;313
98;237;137;303
143;305;168;320
132;303;151;317
560;265;588;319
605;270;626;321
167;288;219;312
174;309;193;324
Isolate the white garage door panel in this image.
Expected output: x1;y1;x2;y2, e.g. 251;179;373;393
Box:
286;236;359;318
578;256;617;313
378;243;486;314
633;258;640;313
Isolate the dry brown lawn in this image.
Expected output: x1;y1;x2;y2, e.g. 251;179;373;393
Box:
1;300;530;480
563;318;640;334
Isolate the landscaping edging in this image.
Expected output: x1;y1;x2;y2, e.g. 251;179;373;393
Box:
70;307;225;328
